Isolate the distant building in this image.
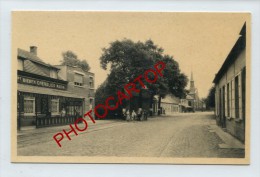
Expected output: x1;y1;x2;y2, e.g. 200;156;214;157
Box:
160;95;180;114
185;72;204;112
213;23;246;142
179;99;189;112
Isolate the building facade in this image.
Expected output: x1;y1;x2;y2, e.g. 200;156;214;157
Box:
17;46;94;129
213;23;246;142
160;95;180;114
55;65;95;115
179;99;189;112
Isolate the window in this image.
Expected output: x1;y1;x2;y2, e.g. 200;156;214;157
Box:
24;97;35;115
67;106;74;116
235;75;239;118
50;70;57;79
89;77;94;88
231;79;235;118
241;68;246;119
51;99;59;115
227;83;230;117
74;73;83;86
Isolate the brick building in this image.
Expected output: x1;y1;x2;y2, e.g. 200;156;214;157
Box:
55;65;95;115
213;23;246;142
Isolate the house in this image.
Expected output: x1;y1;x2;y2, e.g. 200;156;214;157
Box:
55;64;95;116
213;23;246;142
17;46;93;129
160;95;180;114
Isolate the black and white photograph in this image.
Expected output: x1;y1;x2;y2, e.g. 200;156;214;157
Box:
11;11;250;164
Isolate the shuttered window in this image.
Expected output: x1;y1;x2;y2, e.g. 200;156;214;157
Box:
238;74;242;119
224;85;227;117
235;75;239;118
231;79;235;118
89;77;94;88
227;83;230;117
74;73;83;86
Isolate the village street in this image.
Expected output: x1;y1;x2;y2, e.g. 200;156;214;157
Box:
17;112;244;158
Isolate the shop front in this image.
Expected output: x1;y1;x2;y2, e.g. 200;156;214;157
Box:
17;71;85;130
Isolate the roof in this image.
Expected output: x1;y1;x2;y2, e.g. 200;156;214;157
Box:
24;60;49;77
213;23;246;84
18;48;60;70
161;94;180;104
186;95;194;100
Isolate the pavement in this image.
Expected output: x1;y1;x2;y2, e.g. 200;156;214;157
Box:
17;112;245;158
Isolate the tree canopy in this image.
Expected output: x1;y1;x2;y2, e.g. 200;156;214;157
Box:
204;86;215;109
60;50;90;72
96;39;188;107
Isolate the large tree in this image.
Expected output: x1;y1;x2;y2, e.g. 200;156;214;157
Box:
98;39;187;115
60;50;90;72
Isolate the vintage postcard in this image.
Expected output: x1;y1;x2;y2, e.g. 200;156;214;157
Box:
11;11;251;164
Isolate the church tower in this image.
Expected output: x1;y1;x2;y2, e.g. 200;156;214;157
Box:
189;71;196;94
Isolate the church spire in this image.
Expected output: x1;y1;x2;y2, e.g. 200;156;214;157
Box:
189;71;195;94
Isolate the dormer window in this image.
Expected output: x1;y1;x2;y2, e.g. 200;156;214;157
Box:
50;70;57;79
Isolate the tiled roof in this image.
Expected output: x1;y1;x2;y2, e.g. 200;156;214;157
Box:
161;95;180;104
18;48;59;70
18;48;43;62
23;60;49;77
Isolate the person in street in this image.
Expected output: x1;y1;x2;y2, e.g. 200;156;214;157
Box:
132;110;137;121
122;108;126;120
126;110;130;121
137;108;143;121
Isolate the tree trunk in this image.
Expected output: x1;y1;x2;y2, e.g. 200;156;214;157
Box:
149;94;154;116
158;96;162;115
138;89;143;109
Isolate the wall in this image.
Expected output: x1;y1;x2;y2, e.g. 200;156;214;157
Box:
59;65;95;114
214;48;246;142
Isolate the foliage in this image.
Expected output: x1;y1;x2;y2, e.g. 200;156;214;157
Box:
60;50;90;72
205;86;215;109
97;39;188;111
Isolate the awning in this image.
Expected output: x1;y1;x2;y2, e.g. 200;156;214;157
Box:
18;84;85;99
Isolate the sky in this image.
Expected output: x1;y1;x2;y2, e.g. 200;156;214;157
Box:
12;12;249;98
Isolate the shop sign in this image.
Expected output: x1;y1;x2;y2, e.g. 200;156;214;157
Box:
18;75;66;90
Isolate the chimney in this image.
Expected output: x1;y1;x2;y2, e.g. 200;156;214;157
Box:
30;46;37;55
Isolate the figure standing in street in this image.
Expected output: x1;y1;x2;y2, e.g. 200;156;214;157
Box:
126;110;130;121
132;110;137;121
